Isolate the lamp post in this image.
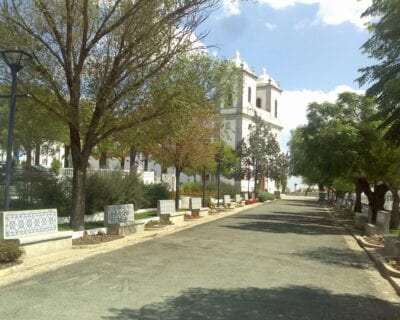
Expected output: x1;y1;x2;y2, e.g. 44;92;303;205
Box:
1;50;32;210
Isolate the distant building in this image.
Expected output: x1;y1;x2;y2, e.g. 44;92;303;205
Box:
221;51;283;193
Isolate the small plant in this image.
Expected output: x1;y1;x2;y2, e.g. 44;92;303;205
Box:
0;242;23;263
134;210;157;220
50;159;62;175
257;192;275;202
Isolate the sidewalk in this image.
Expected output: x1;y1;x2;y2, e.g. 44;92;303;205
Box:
327;205;400;296
0;202;264;287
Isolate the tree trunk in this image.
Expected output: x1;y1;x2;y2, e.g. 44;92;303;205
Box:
34;144;40;166
202;167;206;207
371;183;389;223
143;157;149;171
305;185;311;196
175;167;181;211
64;145;71;168
253;162;258;194
69;125;91;231
354;181;362;212
389;186;400;229
120;157;125;170
70;165;87;230
129;147;137;173
355;178;388;223
25;147;32;169
24;146;32;203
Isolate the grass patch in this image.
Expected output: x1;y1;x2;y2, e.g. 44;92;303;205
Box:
135;210;157;220
58;223;72;231
389;229;400;237
58;221;104;231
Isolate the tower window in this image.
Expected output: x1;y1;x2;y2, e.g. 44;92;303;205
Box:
274;99;278;118
248;87;251;103
256;98;261;108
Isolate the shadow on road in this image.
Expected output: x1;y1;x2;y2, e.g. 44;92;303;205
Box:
220;201;347;235
221;220;345;235
103;285;400;320
293;247;370;270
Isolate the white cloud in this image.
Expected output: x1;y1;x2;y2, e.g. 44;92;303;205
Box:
221;0;241;17
264;22;277;30
222;0;372;28
280;84;364;134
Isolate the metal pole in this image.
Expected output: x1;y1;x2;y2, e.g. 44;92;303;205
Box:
217;158;220;207
4;67;19;210
202;166;206;207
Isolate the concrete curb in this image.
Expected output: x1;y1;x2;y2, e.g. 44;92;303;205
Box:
0;201;266;287
327;206;400;296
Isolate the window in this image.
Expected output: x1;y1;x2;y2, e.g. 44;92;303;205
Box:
274;99;278;118
248;87;251;103
256;98;261;108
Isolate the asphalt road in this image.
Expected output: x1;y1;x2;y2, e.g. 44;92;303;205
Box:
1;199;400;319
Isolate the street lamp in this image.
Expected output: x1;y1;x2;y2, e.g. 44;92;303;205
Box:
1;50;32;210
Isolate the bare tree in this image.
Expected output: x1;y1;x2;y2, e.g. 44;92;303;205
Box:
0;0;218;229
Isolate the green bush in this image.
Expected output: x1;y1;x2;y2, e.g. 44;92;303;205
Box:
85;172;147;214
50;159;62;175
257;192;275;202
11;174;71;216
179;181;239;198
0;242;23;263
143;183;171;208
180;182;202;194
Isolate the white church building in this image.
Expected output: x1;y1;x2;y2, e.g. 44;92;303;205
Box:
220;51;283;192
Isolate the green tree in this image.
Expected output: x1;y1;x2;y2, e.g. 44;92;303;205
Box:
149;54;236;209
239;114;280;193
269;152;290;193
358;0;400;142
0;0;218;230
289;92;400;225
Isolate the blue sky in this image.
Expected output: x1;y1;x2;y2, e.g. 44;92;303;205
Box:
199;0;373;189
201;1;372;92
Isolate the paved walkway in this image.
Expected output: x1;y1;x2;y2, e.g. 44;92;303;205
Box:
1;199;399;319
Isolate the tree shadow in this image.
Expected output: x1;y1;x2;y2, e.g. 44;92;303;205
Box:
102;286;400;320
284;202;324;208
221;220;346;235
293;247;370;270
224;208;346;235
235;213;335;226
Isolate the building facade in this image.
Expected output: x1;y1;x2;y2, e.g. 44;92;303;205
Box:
221;51;283;193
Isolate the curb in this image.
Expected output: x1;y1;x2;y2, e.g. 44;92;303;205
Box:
327;206;400;296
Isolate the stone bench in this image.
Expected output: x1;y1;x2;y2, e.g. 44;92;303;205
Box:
190;197;209;217
376;210;390;235
209;198;225;212
180;196;191;210
157;200;184;225
234;194;245;207
0;209;72;257
104;204;144;235
224;195;236;209
384;236;400;256
354;212;368;230
365;223;377;236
